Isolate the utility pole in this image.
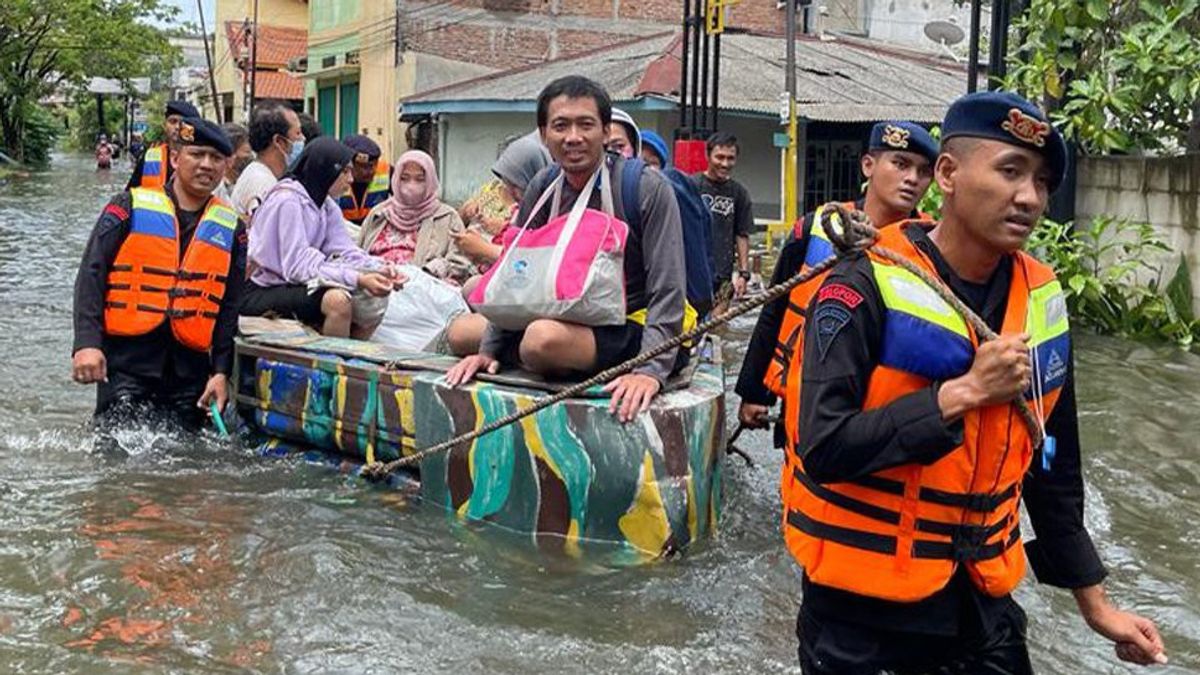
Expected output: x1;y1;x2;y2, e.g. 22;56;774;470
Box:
988;0;1012;88
783;0;798;228
966;0;982;92
250;0;260;112
197;0;222;122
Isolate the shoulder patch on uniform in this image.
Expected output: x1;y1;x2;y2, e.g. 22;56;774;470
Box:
817;283;864;309
814;303;852;361
103;203;129;221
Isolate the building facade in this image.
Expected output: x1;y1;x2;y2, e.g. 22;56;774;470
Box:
208;0;309;123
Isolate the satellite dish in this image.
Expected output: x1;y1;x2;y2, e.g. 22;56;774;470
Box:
924;19;965;46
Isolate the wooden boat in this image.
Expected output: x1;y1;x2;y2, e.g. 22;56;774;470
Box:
233;320;726;561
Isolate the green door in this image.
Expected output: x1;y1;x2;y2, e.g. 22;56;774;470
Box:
317;86;337;138
339;81;359;139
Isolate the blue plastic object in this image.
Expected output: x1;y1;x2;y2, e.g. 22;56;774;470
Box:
1041;435;1056;472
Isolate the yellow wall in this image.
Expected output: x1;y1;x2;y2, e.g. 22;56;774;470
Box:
208;0;309;122
306;1;405;159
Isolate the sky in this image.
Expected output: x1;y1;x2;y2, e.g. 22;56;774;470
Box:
162;0;216;29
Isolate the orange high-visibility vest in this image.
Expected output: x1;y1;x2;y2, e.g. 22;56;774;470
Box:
782;222;1070;602
339;161;391;223
762;201;857;400
136;143;169;189
104;187;239;352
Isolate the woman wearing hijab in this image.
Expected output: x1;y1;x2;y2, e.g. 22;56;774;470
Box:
452;132;551;271
357;149;472;284
241;136;399;338
443;132;552;356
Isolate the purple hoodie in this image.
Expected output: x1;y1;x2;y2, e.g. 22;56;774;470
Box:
248;178;379;289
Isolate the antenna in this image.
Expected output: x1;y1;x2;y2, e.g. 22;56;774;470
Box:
923;18;965;62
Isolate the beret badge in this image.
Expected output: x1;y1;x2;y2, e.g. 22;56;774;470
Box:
881;124;911;149
1001;108;1049;147
179;123;195;142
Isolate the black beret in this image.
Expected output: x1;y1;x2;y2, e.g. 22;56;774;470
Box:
868;121;938;164
165;99;200;119
177;116;233;157
343;134;381;162
942;91;1068;192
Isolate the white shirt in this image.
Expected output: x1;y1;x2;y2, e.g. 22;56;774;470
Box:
229;160;279;222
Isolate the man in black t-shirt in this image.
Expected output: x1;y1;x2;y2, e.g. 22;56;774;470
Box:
693;132;754;299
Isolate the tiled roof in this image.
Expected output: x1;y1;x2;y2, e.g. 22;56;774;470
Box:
224;21;307;68
403;32;970;123
245;69;304;100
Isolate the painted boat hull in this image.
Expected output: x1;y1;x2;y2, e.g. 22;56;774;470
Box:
234;331;726;560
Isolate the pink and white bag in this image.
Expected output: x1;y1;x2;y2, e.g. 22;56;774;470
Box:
468;162;629;331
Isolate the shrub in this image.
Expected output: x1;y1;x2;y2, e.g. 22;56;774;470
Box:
1028;216;1198;347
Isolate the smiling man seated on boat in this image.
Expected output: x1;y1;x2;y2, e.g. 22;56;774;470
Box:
445;75;689;423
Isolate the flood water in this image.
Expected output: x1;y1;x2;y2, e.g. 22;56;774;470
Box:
0;154;1197;673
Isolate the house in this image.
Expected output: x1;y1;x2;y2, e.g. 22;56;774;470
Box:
399;31;968;217
207;0;309;123
294;0;770;159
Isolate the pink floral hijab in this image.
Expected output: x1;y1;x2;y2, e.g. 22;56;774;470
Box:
379;150;440;231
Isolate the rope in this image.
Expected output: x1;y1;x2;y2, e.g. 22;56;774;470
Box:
822;206;1044;449
360;203;1040;481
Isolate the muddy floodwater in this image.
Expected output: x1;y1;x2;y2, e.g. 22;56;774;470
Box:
0;155;1197;672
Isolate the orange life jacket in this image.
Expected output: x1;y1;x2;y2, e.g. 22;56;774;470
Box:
781;222;1070;602
104;187;239;352
339;161;391;223
762;201;857;401
136;143;169;189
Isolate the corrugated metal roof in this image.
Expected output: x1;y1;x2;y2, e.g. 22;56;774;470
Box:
402;32;967;123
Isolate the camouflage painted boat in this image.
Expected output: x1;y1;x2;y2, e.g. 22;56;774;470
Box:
233;322;726;562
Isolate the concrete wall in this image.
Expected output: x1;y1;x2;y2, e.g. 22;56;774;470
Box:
306;1;403;158
862;0;976;52
1075;155;1200;311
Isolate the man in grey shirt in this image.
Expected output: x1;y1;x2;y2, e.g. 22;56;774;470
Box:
446;75;687;422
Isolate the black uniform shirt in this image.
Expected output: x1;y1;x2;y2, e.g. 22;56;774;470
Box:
796;223;1107;635
734;200;866;448
73;182;248;381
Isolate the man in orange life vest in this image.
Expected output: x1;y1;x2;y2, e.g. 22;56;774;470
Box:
736;121;937;449
73;117;248;431
339;134;391;225
126;99;199;191
787;92;1166;672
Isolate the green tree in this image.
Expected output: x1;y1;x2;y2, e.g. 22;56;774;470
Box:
0;0;179;163
1006;0;1200;154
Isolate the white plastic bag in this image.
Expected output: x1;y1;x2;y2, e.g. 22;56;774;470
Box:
370;264;469;352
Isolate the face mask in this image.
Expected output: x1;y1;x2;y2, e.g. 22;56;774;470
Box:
399;182;425;204
284;137;304;168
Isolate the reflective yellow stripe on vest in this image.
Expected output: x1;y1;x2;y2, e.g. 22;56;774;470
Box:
131;186;175;219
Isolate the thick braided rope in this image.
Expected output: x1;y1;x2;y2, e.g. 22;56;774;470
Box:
360;203;1040;481
359;219;874;481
